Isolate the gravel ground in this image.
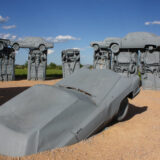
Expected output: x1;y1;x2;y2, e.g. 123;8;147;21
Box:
0;80;160;160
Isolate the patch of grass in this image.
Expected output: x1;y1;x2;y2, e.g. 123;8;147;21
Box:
46;69;62;79
15;68;62;80
15;68;28;79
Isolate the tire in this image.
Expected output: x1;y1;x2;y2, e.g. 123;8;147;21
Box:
129;64;137;74
145;45;154;52
148;46;154;51
0;43;4;50
12;43;19;50
117;98;129;121
93;44;99;51
39;44;46;51
110;43;120;53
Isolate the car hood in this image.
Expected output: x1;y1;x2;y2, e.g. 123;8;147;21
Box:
0;84;96;156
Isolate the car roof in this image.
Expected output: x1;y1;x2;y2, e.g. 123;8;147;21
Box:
24;37;45;41
124;32;158;39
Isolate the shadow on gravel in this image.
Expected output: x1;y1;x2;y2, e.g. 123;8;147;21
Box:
0;87;29;105
124;104;148;121
91;104;148;137
107;104;148;127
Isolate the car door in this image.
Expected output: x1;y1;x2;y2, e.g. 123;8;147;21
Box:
122;34;144;49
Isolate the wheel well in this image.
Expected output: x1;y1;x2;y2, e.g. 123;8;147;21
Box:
13;43;19;46
127;92;134;99
110;43;119;48
39;44;45;47
145;44;156;49
93;44;99;47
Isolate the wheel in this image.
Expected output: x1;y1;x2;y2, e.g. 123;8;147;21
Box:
117;98;129;121
93;44;99;51
148;46;154;51
129;64;137;74
110;43;120;53
39;44;46;51
0;43;4;50
145;45;154;52
12;43;19;50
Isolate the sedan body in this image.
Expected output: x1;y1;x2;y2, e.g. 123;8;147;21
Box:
11;37;53;51
120;32;160;49
91;32;160;53
0;68;140;156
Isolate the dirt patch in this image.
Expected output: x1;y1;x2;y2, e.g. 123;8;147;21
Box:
0;81;159;160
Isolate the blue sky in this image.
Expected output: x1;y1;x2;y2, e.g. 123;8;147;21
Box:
0;0;160;65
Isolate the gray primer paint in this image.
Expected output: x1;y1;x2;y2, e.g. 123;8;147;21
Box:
11;37;53;51
27;49;47;81
0;47;15;81
93;48;111;69
0;39;10;51
61;49;80;78
140;50;160;90
91;42;138;76
112;50;138;76
91;32;160;89
0;68;140;156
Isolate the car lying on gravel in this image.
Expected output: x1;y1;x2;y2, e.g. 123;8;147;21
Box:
0;38;10;51
91;32;160;53
11;37;53;51
0;68;140;156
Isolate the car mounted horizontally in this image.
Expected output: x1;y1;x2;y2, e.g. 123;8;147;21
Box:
91;32;160;54
10;37;54;51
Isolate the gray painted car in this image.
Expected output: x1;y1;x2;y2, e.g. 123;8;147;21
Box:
11;37;53;51
91;32;160;53
0;38;10;51
0;68;140;156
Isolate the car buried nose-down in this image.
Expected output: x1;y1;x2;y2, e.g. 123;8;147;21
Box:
0;68;140;156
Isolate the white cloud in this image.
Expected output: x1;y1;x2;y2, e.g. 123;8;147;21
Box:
48;49;54;54
0;15;9;23
0;33;17;40
145;21;160;25
2;25;16;29
46;35;80;43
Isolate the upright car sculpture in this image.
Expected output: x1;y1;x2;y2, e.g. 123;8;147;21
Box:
0;38;10;51
0;67;140;156
61;49;80;78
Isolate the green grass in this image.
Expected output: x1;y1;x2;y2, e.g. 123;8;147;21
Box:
15;68;28;76
46;69;62;79
15;68;62;80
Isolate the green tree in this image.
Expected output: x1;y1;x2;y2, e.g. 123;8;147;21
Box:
24;61;28;68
